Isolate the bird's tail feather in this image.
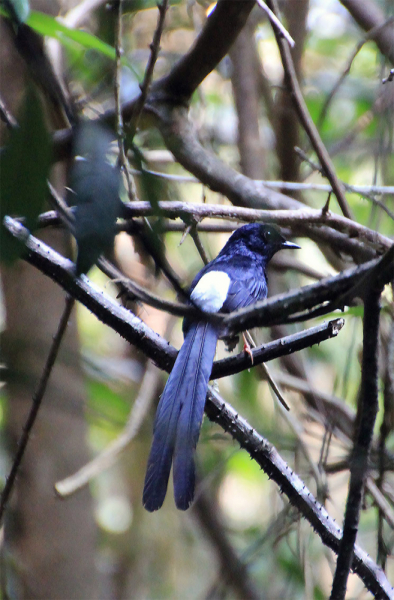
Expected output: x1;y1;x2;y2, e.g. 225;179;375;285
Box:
173;322;218;510
143;321;218;512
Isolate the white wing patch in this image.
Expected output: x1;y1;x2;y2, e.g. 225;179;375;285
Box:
190;271;231;313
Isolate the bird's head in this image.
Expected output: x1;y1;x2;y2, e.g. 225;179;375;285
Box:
222;223;300;262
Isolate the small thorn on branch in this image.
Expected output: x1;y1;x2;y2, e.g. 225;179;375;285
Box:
322;192;332;216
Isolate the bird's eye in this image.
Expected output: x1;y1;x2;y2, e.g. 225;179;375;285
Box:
264;227;275;242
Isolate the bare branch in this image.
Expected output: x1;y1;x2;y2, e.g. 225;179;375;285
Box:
255;0;295;47
127;0;168;140
120;201;392;253
339;0;394;64
125;167;394;198
330;283;383;599
265;0;353;220
55;361;163;497
0;295;75;523
205;385;393;599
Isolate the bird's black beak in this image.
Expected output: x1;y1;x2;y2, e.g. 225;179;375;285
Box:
281;240;301;250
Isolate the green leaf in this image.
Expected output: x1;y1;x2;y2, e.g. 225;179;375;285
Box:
68;120;122;275
0;83;51;264
0;7;140;78
30;10;140;78
0;0;30;25
28;11;118;60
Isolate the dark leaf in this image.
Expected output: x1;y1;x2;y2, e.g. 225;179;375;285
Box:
0;82;51;264
67;120;122;275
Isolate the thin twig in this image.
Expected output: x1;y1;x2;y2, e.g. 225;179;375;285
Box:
295;147;394;221
265;0;353;220
0;295;75;523
55;360;163;497
382;68;394;84
189;222;210;265
318;17;394;129
128;167;394;196
243;329;290;410
255;0;295;47
127;0;169;140
330;284;383;599
114;0;138;201
99;257;193;318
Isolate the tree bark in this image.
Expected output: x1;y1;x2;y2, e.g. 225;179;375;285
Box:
1;13;99;597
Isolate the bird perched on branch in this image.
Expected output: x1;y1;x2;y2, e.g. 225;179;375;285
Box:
143;223;300;511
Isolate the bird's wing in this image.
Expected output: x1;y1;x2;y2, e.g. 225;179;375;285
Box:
189;255;267;314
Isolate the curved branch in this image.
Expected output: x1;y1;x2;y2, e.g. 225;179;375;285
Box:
120;201;392;252
340;0;394;64
148;104;301;211
134;0;255;106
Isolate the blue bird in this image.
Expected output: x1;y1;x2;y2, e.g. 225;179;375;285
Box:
143;223;300;511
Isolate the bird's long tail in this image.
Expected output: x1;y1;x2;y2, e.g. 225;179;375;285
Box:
143;321;218;511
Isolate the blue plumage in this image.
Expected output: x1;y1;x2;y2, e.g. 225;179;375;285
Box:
143;223;300;511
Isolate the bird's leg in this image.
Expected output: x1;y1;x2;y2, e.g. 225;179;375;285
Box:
243;330;255;364
243;331;291;411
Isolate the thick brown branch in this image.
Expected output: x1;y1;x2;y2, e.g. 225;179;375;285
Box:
149;105;301;211
135;0;255;106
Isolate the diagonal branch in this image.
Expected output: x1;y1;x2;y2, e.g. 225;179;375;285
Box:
205;385;393;599
137;0;255;106
0;295;75;523
265;0;353;219
339;0;394;65
127;0;169;140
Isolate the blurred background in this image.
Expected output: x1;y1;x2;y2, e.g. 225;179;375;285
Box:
0;0;393;598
